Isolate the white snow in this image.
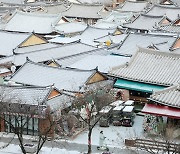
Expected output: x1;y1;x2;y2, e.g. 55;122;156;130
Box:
72;116;144;147
0;116;144;153
0;142;80;154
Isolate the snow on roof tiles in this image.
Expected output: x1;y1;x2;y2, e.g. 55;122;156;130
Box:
117;0;148;13
146;4;180;21
62;3;103;19
4;11;60;33
10;60;98;92
0;31;30;56
111;33;178;56
109;47;180;86
149;84;180;108
0;42;97;66
69;55;130;73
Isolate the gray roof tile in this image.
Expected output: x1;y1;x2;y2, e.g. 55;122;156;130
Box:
146;4;180;21
10;60;99;91
149;84;180;108
4;11;60;33
0;42;97;66
109;47;180;86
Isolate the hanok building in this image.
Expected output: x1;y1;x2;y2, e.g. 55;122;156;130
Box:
2;10;61;34
142;84;180;136
108;47;180;106
8;60;110;93
62;3;109;24
0;84;73;137
0;42;97;68
146;4;180;21
158;15;180;34
115;0;150;15
160;0;180;7
123;14;167;33
109;33;180;56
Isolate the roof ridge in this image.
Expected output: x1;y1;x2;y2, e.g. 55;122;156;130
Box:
138;46;180;58
26;60;97;72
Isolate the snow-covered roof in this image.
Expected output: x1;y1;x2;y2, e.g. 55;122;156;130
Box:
14;43;59;54
149;84;180;108
113;105;124;111
29;3;67;14
110;100;124;107
117;0;148;13
94;33;127;44
0;0;25;4
99;105;112;114
103;11;134;24
93;20;120;29
47;92;74;112
111;33;179;56
69;55;130;73
9;60;100;92
56;48;110;67
49;36;80;44
146;4;180;21
0;42;97;66
123;14;163;31
159;24;180;34
62;3;103;19
0;31;30;56
109;47;180;86
124;100;134;106
0;67;10;74
122;106;134;112
4;11;60;34
78;26;116;46
54;22;87;34
0;84;51;105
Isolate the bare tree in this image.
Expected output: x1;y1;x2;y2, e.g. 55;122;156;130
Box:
72;87;116;154
0;87;57;154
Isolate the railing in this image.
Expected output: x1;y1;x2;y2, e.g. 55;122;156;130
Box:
125;138;180;152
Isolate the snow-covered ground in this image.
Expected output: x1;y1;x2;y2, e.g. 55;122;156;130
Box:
0;116;144;153
0;142;80;154
72;115;144;148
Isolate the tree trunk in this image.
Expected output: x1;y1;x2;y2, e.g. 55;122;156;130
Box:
87;127;92;154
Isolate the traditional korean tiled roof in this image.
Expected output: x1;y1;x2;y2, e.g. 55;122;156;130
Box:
123;14;164;31
0;31;31;56
149;84;180;108
110;33;179;56
0;67;10;74
47;92;74;112
56;48;110;67
109;47;180;86
54;22;87;34
62;3;104;19
93;20;120;29
146;4;180;21
14;43;59;54
68;55;130;73
0;42;96;66
9;60;100;91
117;0;149;13
102;11;134;24
0;0;25;4
171;0;180;6
159;24;180;33
4;10;60;33
93;33;127;45
78;26;116;46
0;84;52;105
29;3;67;14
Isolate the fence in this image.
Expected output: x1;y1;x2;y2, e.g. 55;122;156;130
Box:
125;138;180;153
